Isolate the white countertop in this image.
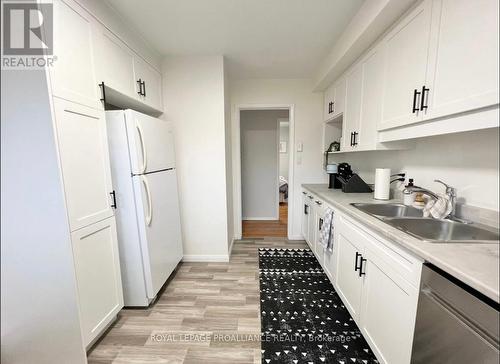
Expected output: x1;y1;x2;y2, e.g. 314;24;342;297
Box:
302;184;500;303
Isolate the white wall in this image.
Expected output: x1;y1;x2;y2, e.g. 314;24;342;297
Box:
162;55;230;260
279;122;290;180
223;59;234;252
240;110;288;219
1;70;86;363
231;79;326;239
332;129;499;211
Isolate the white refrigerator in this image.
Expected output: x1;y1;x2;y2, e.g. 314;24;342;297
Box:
106;110;183;307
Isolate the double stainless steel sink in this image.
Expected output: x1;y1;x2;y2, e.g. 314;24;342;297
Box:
351;203;500;243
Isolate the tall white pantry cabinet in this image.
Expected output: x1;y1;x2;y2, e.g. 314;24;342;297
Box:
47;0;123;348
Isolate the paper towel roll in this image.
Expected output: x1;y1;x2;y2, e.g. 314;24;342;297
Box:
374;168;391;200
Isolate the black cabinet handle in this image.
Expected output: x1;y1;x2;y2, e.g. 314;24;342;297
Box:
359;257;367;277
412;89;421;113
302;191;307;195
319;218;324;231
304;204;309;215
99;82;106;103
137;79;143;96
355;252;362;272
142;80;146;97
110;190;117;209
353;132;358;146
350;132;354;146
420;86;429;111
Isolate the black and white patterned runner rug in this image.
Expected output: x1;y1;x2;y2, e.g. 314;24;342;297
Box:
259;248;378;364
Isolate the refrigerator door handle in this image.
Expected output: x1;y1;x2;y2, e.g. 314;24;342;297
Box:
136;124;147;173
141;175;153;226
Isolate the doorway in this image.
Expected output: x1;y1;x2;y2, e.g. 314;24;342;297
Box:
238;109;291;238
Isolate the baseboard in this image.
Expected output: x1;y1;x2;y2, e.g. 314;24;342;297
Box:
182;255;230;262
243;217;278;221
287;235;305;241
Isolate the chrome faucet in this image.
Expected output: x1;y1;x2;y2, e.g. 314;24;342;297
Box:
406;179;464;221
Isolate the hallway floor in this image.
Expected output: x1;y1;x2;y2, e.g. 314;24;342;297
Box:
242;203;288;238
88;237;306;364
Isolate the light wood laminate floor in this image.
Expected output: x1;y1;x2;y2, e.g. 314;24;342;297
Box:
88;238;307;364
242;204;288;238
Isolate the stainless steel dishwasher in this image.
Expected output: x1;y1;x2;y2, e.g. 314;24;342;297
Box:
411;264;499;363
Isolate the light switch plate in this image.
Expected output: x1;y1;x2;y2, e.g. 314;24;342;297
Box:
297;142;303;152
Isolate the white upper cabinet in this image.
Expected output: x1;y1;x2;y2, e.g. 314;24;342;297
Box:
323;84;335;121
343;62;363;151
379;0;433;131
50;0;100;109
93;28;136;98
134;57;163;111
424;0;499;120
53;98;114;231
332;77;346;119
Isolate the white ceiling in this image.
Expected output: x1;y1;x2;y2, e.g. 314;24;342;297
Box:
107;0;365;79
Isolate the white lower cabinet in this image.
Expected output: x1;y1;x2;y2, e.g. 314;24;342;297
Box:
335;218;364;321
301;192;311;246
71;217;123;347
334;213;422;364
359;245;419;364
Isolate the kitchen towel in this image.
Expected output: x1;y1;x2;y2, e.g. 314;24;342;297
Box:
374;168;391;200
319;208;335;252
423;194;453;219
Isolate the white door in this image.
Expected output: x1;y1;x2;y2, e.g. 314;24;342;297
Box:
425;0;499;120
133;170;183;299
50;0;100;109
71;217;123;347
343;63;363;151
93;28;136;98
53;98;114;231
359;245;419;364
134;57;163;111
379;0;433;130
126;112;175;174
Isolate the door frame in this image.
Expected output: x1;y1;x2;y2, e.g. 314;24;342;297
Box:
233;104;295;239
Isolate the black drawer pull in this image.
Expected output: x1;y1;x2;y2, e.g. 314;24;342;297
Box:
420;86;429;111
359;257;367;277
110;190;117;209
412;88;421;113
355;252;362;272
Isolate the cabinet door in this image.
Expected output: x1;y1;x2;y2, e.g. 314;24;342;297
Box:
94;28;136;97
50;0;100;109
307;195;316;249
335;217;364;320
425;0;499;120
301;193;310;244
323;211;337;281
71;217;123;346
379;0;433;130
358;47;385;150
134;57;163;111
323;84;335;121
332;77;346;119
53;99;114;231
343;63;363;151
359;246;419;364
313;203;325;262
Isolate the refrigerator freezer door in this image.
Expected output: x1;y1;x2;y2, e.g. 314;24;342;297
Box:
126;110;176;174
132;170;183;299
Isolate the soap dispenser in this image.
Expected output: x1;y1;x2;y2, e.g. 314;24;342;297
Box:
403;179;415;206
